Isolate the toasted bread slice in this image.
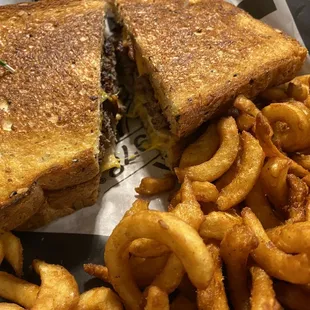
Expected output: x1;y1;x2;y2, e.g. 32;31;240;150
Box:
0;0;107;230
115;0;307;138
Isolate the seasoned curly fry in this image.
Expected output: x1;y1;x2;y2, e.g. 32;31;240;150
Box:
291;153;310;170
129;239;170;258
83;264;110;283
0;231;23;277
32;260;79;310
255;113;308;177
286;174;309;223
242;208;310;284
76;287;123;310
245;181;282;229
267;221;310;254
262;102;310;152
234;95;260;117
135;174;176;195
220;224;258;310
287;79;309;101
0;272;39;308
175;117;239;182
150;178;204;293
197;245;229;310
236;112;255;131
260;87;288;101
199;211;242;242
124;199;149;218
191;181;219;203
260;157;290;215
250;266;281;310
144;286;169;310
217;131;265;211
179;123;219;168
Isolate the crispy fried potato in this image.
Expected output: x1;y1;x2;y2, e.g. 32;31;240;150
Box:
0;304;24;310
220;224;258;310
255;113;308;177
287;79;309;102
76;287;123;310
32;260;79;310
130;255;169;289
242;208;310;284
215;147;241;191
245;181;282;229
291;153;310;170
124;199;149;218
191;181;219;203
135;175;176;195
105;211;214;309
217;131;265;211
0;272;39;308
274;281;310;310
144;286;169;310
197;245;229;310
170;294;197;310
234;95;260;117
199;211;242;242
260;157;290;214
262;102;310;152
0;231;23;277
236;112;255;131
179;123;220;168
260;87;288;101
175;117;239;182
148;178;205;293
286;174;309;223
83;264;110;283
171;177;204;230
250;266;281;310
267;221;310;254
150;254;185;294
291;74;310;86
129;239;170;258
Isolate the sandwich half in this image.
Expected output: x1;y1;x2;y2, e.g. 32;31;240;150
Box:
0;0;121;230
113;0;307;168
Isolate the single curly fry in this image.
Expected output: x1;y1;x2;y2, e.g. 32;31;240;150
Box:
262;102;310;152
250;266;281;310
242;208;310;284
217;131;265;211
144;286;169;310
135;174;176;195
220;225;258;310
197;244;229;310
175;117;239;182
32;260;79;310
245;181;282;229
233;95;260;117
179;123;220;168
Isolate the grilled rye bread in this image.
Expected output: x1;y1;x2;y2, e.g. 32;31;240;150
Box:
0;0;118;230
113;0;307;167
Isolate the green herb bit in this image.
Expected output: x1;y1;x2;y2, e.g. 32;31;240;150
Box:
0;59;16;73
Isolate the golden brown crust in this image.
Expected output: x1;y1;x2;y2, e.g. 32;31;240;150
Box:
0;0;106;229
115;0;307;137
17;174;100;230
0;183;45;231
